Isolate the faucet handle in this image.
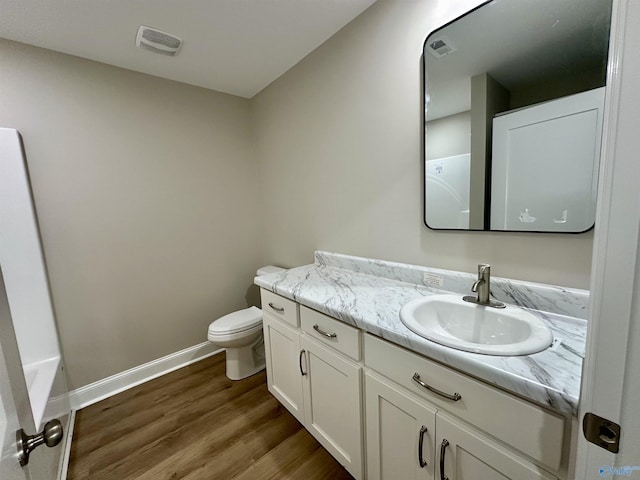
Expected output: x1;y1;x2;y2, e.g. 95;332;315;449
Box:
478;264;490;274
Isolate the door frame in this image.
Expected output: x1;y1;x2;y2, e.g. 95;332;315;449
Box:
575;0;640;474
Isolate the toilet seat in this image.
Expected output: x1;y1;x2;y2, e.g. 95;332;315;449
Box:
208;306;262;336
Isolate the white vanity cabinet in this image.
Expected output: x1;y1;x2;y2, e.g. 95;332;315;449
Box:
365;370;561;480
365;334;566;480
365;371;437;480
300;335;363;478
261;290;364;479
364;371;557;480
436;413;559;480
261;289;570;480
262;313;305;423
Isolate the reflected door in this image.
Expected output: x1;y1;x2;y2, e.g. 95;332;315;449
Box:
491;88;605;231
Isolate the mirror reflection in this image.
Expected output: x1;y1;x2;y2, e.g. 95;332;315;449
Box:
424;0;612;232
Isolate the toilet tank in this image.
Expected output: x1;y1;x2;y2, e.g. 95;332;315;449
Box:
256;266;285;276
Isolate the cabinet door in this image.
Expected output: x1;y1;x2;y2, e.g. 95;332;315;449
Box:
300;335;363;480
263;314;304;423
436;413;558;480
365;372;436;480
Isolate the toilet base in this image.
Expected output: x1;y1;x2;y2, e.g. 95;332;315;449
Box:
225;338;266;380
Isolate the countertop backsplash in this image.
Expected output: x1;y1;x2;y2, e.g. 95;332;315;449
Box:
314;251;590;320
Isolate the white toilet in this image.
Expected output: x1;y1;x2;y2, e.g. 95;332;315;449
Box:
207;266;285;380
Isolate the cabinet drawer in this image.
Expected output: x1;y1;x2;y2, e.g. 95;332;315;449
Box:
364;334;565;472
260;289;299;327
301;306;361;361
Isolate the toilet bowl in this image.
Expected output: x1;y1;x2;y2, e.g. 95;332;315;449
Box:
207;266;285;380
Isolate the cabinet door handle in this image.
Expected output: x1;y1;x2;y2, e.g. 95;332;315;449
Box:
440;439;450;480
412;373;462;401
299;349;307;376
313;324;337;338
268;302;284;313
418;425;428;468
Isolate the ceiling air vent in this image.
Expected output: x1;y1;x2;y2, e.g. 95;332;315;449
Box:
136;26;182;56
428;35;456;58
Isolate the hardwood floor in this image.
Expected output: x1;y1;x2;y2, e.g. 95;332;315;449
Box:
67;353;353;480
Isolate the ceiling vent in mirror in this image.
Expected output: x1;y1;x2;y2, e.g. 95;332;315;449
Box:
428;35;456;58
136;26;182;56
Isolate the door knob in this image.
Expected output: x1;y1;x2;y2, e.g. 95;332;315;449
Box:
17;419;63;467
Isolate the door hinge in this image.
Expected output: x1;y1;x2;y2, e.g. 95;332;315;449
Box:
583;412;621;453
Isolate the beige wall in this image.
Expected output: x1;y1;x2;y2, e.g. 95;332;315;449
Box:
510;64;605;110
252;0;593;289
0;0;596;390
425;112;470;161
0;39;262;389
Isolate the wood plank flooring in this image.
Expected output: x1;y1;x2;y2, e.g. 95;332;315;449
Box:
67;353;353;480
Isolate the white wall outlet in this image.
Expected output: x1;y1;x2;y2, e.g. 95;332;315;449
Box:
423;272;444;287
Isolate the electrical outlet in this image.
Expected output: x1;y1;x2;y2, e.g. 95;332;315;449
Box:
423;272;444;287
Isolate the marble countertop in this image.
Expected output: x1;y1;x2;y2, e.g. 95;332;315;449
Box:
255;252;587;415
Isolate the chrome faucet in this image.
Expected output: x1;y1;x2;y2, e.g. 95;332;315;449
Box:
463;264;506;308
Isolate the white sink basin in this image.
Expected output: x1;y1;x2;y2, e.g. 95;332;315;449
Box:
399;294;553;356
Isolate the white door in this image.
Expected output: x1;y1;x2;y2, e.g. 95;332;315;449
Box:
365;372;436;480
0;266;29;480
575;0;640;475
491;88;604;232
0;266;60;480
0;128;68;479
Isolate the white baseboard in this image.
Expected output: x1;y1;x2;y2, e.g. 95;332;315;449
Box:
69;342;223;410
44;391;72;425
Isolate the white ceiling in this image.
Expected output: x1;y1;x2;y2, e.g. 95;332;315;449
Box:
0;0;377;98
425;0;611;120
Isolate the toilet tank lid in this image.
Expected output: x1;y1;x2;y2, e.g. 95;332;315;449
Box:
209;306;262;334
256;266;286;276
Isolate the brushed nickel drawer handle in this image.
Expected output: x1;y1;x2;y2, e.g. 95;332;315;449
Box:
440;439;450;480
313;324;337;338
299;349;307;376
418;425;428;468
412;373;461;401
268;302;284;313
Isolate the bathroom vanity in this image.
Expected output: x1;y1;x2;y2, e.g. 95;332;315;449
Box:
255;252;587;480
